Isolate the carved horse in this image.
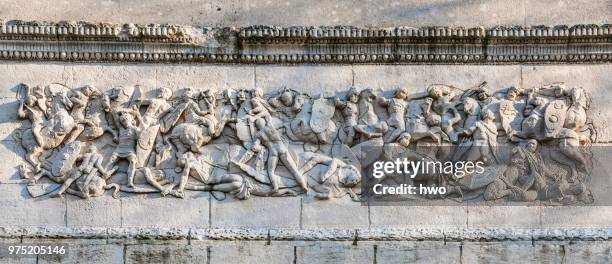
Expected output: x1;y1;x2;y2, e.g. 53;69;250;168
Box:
18;84;85;170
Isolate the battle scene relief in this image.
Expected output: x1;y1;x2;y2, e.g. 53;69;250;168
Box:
10;80;596;204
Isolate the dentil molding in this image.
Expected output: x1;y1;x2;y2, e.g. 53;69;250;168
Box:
0;20;609;64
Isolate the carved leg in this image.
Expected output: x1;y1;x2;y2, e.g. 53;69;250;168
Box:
346;126;356;145
65;124;84;143
170;137;188;172
313;185;332;200
81;169;98;193
320;159;340;183
105;153;119;174
483;180;512;201
175;159;193;199
559;146;589;175
384;120;405;143
280;153;308;193
104;125;118;140
161;183;176;197
383;127;398;143
126;156;137;188
29;169;52;184
255;149;267;173
26;148;43;173
210;174;243;193
142;168;165;192
298;158;320;175
51;170;82;198
267;151;280;192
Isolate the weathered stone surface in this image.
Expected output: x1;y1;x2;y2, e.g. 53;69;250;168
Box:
0;184;29;201
363;0;526;27
207;241;294;264
11;65;253;97
1;0;609;26
211;197;300;228
524;0;612;25
370;206;468;228
156;65;255;91
0;0;120;23
372;241;460;264
0;99;22;141
540;206;612;228
461;242;564;263
567;241;612;263
23;239;121;264
66;194;122;227
0;141;26;184
353;65;522;93
295;241;373;264
467;205;541;228
38;244;123;264
301;196;369;228
65;65;156;91
0;64;70;99
117;0;239;26
121;193;209;228
0;198;65;226
125;242;207;264
255;65;353;95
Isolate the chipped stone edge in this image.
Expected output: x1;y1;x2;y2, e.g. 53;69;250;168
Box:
1;227;612;242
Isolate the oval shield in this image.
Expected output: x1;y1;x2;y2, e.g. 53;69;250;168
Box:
310;98;335;134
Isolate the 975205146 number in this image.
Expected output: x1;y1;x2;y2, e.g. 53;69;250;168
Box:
4;244;67;256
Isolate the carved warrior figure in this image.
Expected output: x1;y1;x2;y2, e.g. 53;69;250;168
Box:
379;87;409;143
52;144;118;198
251;118;308;193
354;88;388;140
105;108;142;188
12;81;595;204
336;87;360;145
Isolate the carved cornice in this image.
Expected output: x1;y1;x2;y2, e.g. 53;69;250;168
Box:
0;20;610;63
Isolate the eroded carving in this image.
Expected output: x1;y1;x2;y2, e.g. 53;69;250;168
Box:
12;81;596;204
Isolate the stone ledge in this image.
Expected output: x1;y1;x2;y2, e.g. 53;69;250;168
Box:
2;227;612;242
0;20;609;64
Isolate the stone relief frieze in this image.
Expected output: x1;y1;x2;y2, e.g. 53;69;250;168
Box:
11;81;595;204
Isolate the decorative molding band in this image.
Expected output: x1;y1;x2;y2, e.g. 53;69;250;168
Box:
0;20;610;63
1;226;611;242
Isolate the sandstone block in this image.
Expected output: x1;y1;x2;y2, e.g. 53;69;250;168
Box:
207;241;294;264
125;242;207;264
121;193;209;228
66;194;122;227
370;205;467;228
461;242;564;263
255;65;353;95
301;196;369;228
295;241;374;264
210;196;300;228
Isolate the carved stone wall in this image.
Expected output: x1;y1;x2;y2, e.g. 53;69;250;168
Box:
1;1;612;263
